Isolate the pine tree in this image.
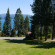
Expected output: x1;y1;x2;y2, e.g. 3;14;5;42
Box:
14;8;21;30
24;16;29;35
52;12;55;40
3;8;11;36
31;0;42;39
0;17;2;36
19;14;24;35
31;0;52;40
41;0;52;41
2;23;7;36
14;8;24;36
0;17;2;32
11;29;16;37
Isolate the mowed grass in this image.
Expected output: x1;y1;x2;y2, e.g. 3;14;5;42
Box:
0;40;55;55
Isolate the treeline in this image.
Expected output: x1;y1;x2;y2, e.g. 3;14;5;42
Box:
26;0;55;41
0;8;29;37
0;0;55;41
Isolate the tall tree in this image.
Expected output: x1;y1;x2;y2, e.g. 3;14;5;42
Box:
19;14;24;35
14;8;24;36
41;0;52;41
14;8;21;30
0;17;2;36
0;17;2;32
52;12;55;40
24;16;29;35
31;0;42;39
3;8;11;36
31;0;52;40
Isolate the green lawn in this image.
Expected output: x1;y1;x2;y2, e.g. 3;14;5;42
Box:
0;40;55;55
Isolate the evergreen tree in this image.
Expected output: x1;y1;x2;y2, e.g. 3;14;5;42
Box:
24;16;29;35
19;14;24;35
0;17;2;32
14;8;24;36
14;8;21;30
31;0;52;40
11;29;16;37
0;17;2;36
52;12;55;40
2;23;7;36
3;8;11;36
41;0;52;41
31;0;42;39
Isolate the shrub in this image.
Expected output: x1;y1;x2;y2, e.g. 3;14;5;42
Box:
11;29;16;37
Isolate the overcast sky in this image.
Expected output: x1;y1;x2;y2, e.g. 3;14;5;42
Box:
0;0;33;15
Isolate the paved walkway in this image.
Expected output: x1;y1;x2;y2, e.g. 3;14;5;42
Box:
0;37;25;40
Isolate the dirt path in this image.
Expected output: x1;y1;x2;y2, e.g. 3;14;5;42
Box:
43;39;55;43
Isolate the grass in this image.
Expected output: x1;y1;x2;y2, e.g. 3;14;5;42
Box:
0;40;55;55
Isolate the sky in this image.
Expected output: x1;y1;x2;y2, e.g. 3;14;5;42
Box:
0;0;33;15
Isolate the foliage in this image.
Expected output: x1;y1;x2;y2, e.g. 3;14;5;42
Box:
19;14;24;35
31;0;53;41
24;16;29;35
14;8;24;36
14;8;21;30
11;29;16;37
2;8;11;36
31;0;42;39
0;17;2;32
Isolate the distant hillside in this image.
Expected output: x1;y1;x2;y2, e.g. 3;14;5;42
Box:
0;14;32;19
0;14;32;29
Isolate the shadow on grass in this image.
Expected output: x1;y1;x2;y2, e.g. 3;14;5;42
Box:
6;39;41;45
6;39;55;49
32;42;55;49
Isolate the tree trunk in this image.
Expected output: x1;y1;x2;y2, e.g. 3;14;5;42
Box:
52;22;55;40
35;25;40;40
52;32;54;40
40;25;42;40
44;26;48;41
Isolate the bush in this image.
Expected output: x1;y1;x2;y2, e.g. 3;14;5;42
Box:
0;32;2;37
19;35;25;37
25;33;34;40
11;29;16;37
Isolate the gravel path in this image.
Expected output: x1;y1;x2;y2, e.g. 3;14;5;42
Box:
0;37;25;40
